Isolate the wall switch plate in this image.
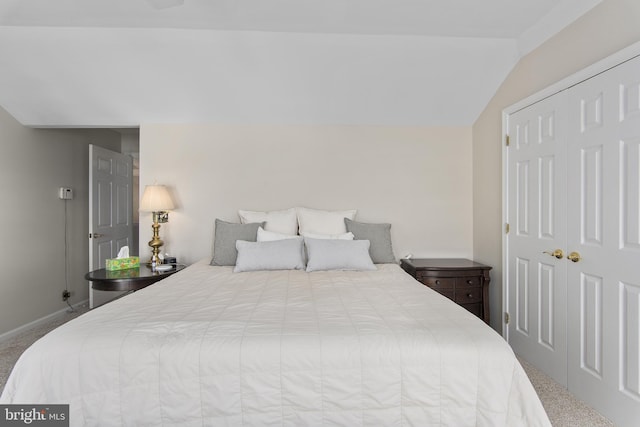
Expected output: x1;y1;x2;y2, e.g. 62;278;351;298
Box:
59;187;73;200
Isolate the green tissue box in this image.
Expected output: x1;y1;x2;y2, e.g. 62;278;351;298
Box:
106;268;140;279
105;256;140;271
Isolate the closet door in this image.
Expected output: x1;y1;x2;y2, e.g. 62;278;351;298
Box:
566;55;640;427
506;91;569;386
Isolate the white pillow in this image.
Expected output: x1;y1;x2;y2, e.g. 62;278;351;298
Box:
300;231;354;240
296;207;357;235
257;226;300;242
234;238;305;272
304;237;376;272
238;208;298;235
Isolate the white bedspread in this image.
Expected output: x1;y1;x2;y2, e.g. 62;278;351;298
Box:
1;261;550;426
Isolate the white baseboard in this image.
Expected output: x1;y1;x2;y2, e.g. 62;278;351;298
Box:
0;299;89;344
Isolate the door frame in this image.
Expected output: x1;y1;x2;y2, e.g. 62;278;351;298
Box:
502;40;640;341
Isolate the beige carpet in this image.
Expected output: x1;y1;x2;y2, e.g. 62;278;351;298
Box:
518;358;614;426
0;306;615;426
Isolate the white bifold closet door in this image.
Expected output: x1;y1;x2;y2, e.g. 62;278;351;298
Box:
507;91;569;387
507;55;640;427
565;55;640;426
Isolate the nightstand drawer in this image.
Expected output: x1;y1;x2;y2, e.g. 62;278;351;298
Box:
418;276;455;290
458;277;481;288
455;288;482;304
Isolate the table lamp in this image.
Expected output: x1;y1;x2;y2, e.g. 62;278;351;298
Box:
140;184;175;265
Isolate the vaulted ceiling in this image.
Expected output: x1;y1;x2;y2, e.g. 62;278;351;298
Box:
0;0;602;127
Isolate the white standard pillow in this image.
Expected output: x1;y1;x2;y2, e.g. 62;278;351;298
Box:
304;237;376;272
238;208;298;235
257;226;301;242
300;231;354;240
234;238;305;272
296;207;357;235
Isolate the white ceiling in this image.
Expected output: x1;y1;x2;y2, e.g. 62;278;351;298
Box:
0;0;602;127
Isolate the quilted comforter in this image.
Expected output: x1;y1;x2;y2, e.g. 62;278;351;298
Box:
1;261;550;426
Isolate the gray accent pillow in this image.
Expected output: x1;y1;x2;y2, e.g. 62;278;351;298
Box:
344;218;396;263
210;219;264;266
304;237;376;272
234;238;305;272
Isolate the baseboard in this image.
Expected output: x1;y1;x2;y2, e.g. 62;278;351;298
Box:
0;299;89;344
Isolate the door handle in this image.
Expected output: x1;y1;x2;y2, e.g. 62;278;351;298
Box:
567;251;581;263
542;249;564;259
90;233;104;239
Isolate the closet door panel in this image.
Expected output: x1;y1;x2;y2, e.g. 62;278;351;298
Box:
579;145;604;246
620;139;640;251
620;281;640;400
507;92;568;386
566;54;640;427
615;64;640;419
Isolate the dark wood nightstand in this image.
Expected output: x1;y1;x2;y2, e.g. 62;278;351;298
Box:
85;264;185;292
400;258;492;324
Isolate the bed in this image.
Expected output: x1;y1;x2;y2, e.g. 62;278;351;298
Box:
1;260;550;426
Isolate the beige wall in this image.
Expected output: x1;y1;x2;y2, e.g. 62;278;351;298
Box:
0;106;121;337
11;2;638;337
472;0;640;332
140;124;472;266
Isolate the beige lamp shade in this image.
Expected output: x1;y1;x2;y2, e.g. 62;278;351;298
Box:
140;185;175;212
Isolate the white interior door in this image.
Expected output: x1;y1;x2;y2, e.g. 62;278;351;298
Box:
506;92;569;386
89;145;133;308
566;55;640;427
506;54;640;427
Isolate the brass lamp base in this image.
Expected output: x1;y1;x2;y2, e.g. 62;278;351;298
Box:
147;213;165;265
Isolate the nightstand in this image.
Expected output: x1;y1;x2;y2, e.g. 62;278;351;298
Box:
85;264;185;292
400;258;491;324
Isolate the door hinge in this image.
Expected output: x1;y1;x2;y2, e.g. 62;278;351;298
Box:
505;312;510;324
505;223;510;234
505;135;510;146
